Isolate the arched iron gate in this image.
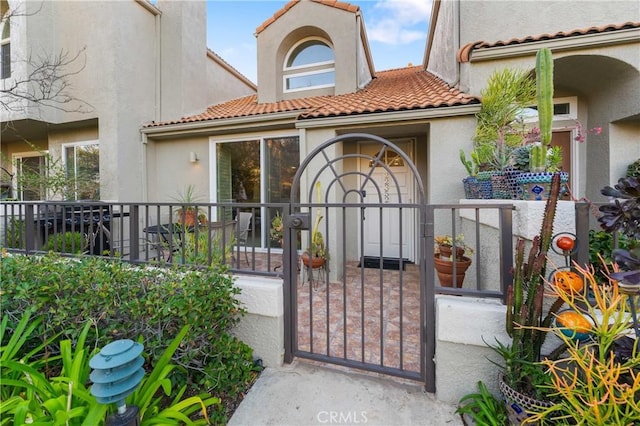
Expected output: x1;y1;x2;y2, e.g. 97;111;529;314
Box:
282;133;435;391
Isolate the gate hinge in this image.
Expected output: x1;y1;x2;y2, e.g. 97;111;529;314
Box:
287;212;310;230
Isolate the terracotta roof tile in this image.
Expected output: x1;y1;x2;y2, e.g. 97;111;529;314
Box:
146;66;478;127
458;21;640;62
256;0;359;35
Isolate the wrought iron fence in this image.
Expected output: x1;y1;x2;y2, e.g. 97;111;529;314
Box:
0;200;607;303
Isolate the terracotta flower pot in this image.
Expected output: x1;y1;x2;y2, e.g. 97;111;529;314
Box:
438;244;465;260
433;254;471;288
302;252;325;269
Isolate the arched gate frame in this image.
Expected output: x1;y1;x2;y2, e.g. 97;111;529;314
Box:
282;133;435;391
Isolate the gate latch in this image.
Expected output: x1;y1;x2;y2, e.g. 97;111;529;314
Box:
287;212;310;230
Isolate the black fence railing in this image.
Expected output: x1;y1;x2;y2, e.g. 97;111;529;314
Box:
1;200;606;302
0;201;288;278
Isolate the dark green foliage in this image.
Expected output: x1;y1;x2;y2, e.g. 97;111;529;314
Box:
0;254;256;422
627;158;640;178
4;218;25;249
588;229;632;281
42;231;87;254
456;381;509;426
1;314;219;425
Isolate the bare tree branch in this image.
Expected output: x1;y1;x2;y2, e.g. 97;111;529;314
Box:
1;1;94;114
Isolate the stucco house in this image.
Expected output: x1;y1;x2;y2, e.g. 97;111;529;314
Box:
0;0;255;201
142;0;639;266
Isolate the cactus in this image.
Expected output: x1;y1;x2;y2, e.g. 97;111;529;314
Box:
459;149;477;176
529;144;547;173
536;48;554;145
530;48;554;173
503;173;566;392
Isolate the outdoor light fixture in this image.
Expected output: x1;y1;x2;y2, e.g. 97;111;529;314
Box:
189;152;199;163
90;339;145;426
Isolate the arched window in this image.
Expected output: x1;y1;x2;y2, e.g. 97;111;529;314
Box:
1;1;10;79
283;37;334;92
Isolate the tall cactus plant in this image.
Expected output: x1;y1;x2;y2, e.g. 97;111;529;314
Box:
503;173;565;394
530;48;554;173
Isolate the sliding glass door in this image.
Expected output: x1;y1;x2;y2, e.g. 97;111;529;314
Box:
214;135;299;249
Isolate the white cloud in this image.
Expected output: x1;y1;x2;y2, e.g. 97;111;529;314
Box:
366;0;432;45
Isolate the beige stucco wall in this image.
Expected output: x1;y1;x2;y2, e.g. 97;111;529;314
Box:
1;0;255;202
256;0;371;103
427;115;476;203
145;135;211;203
459;1;637;47
426;0;459;86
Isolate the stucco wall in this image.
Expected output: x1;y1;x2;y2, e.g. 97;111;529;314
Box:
233;275;284;368
427;115;476;203
146;135;211;203
426;0;459;85
459;1;637;47
256;1;365;103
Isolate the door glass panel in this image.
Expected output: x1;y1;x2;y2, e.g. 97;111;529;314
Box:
217;140;261;242
266;137;299;248
17;155;46;201
65;144;100;200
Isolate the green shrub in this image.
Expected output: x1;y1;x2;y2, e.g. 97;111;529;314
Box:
1;313;219;425
4;218;25;249
588;229;631;280
0;254;257;423
42;231;87;254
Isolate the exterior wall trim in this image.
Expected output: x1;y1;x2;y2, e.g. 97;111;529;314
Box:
141;111;301;138
468;28;640;62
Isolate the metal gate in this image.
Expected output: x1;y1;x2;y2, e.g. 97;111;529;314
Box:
282;133;435;391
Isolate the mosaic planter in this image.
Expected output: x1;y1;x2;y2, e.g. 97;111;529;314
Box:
499;373;554;425
462;176;482;199
517;172;569;201
490;171;512;199
475;171;494;199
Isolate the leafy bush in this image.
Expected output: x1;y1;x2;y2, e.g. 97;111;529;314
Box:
0;253;257;423
1;312;219;425
456;381;508;426
588;229;631;281
42;231;87;254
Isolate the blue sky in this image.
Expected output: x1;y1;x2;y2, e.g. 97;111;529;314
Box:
206;0;432;83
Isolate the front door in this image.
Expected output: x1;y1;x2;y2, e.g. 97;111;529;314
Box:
359;140;415;262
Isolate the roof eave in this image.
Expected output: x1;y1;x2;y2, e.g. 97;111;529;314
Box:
295;103;480;129
467;27;640;62
142;110;302;139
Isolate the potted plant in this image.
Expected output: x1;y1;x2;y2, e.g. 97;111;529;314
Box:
302;212;327;269
463;67;536;200
270;211;284;247
434;234;473;288
172;184;207;227
525;261;640;424
516;48;569;200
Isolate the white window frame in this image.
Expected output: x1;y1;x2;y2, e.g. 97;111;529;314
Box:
12;151;48;200
62;140;100;200
1;10;10;80
283;36;335;93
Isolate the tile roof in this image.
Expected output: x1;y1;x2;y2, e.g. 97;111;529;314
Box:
256;0;360;35
458;21;640;63
146;66;478;127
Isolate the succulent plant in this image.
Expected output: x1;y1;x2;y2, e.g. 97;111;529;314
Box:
627;158;640;178
511;145;533;171
501;173;565;395
599;176;640;286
